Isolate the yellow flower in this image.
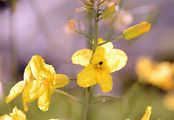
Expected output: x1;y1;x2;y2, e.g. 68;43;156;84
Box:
6;55;69;111
0;107;26;120
136;57;174;91
71;39;127;92
141;106;152;120
163;93;174;111
123;22;151;40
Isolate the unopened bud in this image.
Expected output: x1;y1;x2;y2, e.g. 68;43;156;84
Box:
68;19;76;31
123;22;151;40
101;2;115;19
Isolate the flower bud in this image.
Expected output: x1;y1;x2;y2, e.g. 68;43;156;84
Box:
68;19;76;31
101;2;115;19
123;22;151;40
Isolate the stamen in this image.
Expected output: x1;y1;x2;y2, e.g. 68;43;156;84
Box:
99;61;103;65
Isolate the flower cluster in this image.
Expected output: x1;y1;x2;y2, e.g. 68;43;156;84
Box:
6;55;69;111
3;0;152;119
4;21;151;119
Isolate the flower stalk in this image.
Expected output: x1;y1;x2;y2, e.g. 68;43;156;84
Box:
82;87;91;120
82;1;101;120
54;89;81;104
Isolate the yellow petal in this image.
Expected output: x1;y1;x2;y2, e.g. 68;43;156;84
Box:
10;107;26;120
6;81;26;103
0;115;12;120
96;72;112;92
92;47;106;65
77;65;97;88
29;55;45;79
149;63;174;91
53;74;69;88
38;88;50;111
71;49;92;66
22;80;44;103
163;93;174;111
43;64;56;78
136;57;153;82
23;64;34;82
123;22;151;40
98;38;113;52
141;106;152;120
29;55;56;79
107;49;128;72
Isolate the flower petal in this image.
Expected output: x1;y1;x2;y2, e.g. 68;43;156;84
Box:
6;81;26;103
141;106;152;120
71;49;92;66
23;65;34;82
38;88;50;111
53;74;69;88
29;55;45;79
107;49;128;72
22;80;44;103
97;73;112;92
92;47;107;65
77;65;97;88
10;107;26;120
98;38;113;52
0;114;12;120
43;64;56;78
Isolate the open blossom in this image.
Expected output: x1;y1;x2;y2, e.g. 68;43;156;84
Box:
0;107;26;120
71;38;127;92
136;57;174;91
6;55;69;111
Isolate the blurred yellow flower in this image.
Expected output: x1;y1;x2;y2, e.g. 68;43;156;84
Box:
6;55;69;111
141;106;152;120
123;22;151;40
136;57;174;91
163;93;174;111
72;39;127;92
0;107;26;120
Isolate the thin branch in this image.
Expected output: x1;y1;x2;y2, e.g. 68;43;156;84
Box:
95;95;121;100
54;89;81;104
99;0;105;5
75;30;93;44
69;78;77;81
99;35;124;46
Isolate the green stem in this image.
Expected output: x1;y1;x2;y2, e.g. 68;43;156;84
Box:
82;87;91;120
54;89;81;104
82;1;101;120
90;2;100;62
99;35;124;46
